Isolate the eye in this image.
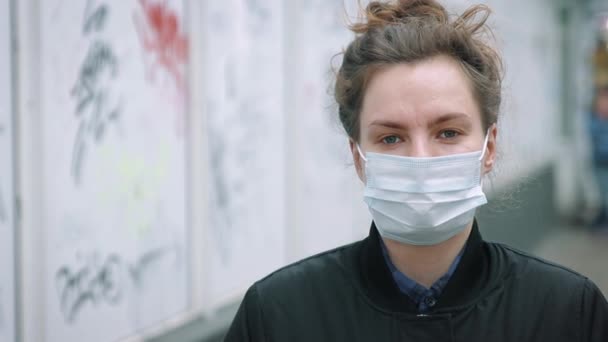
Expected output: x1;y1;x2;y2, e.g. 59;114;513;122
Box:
381;135;401;145
439;130;459;139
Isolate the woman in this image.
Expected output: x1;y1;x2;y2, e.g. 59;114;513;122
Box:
226;1;608;341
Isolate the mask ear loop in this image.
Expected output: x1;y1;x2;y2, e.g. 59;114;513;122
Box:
479;129;491;161
478;128;493;187
356;144;367;162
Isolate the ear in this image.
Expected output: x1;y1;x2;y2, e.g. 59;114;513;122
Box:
349;139;366;183
483;124;497;175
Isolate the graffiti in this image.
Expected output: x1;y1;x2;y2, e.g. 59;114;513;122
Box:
55;246;177;323
134;0;188;136
55;253;122;323
134;0;188;94
98;145;169;236
207;99;271;264
70;0;122;185
127;247;172;287
207;117;234;263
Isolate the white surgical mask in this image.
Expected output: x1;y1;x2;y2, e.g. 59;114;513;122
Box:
357;134;489;245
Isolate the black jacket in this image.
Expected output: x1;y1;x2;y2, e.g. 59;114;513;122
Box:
225;222;608;341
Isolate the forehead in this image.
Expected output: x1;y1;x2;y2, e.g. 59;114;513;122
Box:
360;55;481;127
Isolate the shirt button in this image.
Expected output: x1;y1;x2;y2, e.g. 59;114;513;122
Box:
424;297;437;307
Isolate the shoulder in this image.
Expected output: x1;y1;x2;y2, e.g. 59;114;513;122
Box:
487;241;591;292
253;240;362;296
235;240;365;328
487;242;608;338
227;239;372;341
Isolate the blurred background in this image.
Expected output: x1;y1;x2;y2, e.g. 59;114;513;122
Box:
1;0;607;341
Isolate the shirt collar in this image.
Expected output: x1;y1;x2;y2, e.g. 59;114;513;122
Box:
356;219;496;314
379;237;465;312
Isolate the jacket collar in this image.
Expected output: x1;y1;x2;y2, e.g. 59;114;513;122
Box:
356;220;494;314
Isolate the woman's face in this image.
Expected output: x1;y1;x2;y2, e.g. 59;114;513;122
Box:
350;55;497;182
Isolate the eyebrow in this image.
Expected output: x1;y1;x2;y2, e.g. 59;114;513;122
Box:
369;112;472;130
369;119;408;130
429;112;472;126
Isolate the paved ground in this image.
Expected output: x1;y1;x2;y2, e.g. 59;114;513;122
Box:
533;225;608;296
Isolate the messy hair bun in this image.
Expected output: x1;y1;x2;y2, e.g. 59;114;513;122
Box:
351;0;449;33
335;0;503;141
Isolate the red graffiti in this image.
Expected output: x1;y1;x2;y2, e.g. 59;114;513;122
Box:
134;0;188;94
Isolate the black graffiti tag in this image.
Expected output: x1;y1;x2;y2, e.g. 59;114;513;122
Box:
70;0;121;185
55;247;176;323
55;253;122;323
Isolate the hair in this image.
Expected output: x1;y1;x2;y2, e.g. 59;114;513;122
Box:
334;0;503;141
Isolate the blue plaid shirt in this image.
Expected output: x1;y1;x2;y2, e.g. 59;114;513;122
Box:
380;239;465;313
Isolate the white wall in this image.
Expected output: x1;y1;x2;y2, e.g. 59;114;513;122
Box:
17;1;191;341
0;0;16;341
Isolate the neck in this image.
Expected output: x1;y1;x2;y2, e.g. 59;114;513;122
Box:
382;222;473;288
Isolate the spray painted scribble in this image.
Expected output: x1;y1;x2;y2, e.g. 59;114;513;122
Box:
134;0;188;91
55;246;178;323
134;0;188;135
55;253;122;323
70;0;122;185
207;114;234;263
98;145;169;236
